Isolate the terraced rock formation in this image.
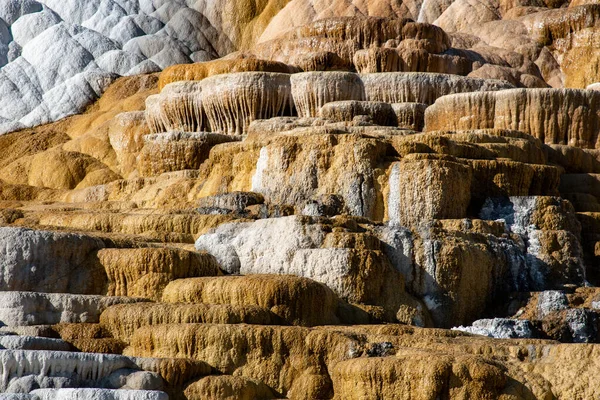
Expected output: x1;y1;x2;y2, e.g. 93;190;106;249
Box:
1;2;600;399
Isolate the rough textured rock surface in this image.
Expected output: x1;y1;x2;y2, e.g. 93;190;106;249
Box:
201;72;293;135
0;0;302;134
0;292;143;326
161;275;344;327
137;132;236;177
0;227;105;293
291;72;365;118
96;247;222;300
2;3;600;399
425;88;600;148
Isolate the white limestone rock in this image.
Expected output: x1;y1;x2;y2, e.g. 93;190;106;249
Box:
30;390;168;400
536;290;569;319
10;9;61;47
95;50;146;76
0;0;43;25
0;350;165;393
452;318;536;339
195;216;327;275
0;394;38;400
194;216;425;321
0;350;136;392
0;0;245;134
0;292;143;326
0;336;72;351
0;227;106;294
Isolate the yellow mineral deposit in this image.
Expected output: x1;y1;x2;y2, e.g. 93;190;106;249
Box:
0;2;600;399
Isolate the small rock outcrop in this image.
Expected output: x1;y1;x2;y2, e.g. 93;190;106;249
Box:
425;89;600;148
291;72;365;118
201;72;293;135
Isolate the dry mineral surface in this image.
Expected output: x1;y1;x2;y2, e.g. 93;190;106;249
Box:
0;1;600;399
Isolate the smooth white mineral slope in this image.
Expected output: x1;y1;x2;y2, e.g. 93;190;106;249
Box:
0;0;237;134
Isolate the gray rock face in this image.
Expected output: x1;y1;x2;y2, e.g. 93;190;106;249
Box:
0;292;143;326
0;350;133;392
197;191;265;215
565;309;599;343
453;318;536;339
30;389;168;400
0;0;238;134
480;196;586;291
0;394;38;400
537;290;569;319
0;350;171;394
0;227;105;294
0;336;72;351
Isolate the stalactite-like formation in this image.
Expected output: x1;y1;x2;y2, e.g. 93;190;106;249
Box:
291;72;365;118
425;88;600;148
201;72;294;135
144;82;204;134
144;95;168;135
361;72;515;104
319;101;397;126
391;103;428;131
354;47;472;75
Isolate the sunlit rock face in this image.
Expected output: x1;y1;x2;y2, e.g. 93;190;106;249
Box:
2;1;600;399
0;0;289;134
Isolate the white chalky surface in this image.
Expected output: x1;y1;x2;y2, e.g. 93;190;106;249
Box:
0;0;237;134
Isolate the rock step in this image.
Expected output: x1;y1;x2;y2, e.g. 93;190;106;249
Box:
0;350;212;393
330;349;509;400
100;302;278;343
424;88;600;149
123;323;600;399
560;174;600;201
138;132;237;178
184;375;278;400
0;324;126;355
0;226;223;297
0;227;106;294
393;129;548;165
97;247;222;300
359;72;514;105
123;323;348;397
161;275;343;327
30;390;168;400
0;350;139;392
0;336;72;351
0;292;146;327
561;192;600;212
34;210;234;243
67;338;126;355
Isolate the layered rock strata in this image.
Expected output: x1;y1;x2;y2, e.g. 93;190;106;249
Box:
1;8;600;400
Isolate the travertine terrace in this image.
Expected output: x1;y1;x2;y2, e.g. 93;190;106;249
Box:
1;1;600;399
